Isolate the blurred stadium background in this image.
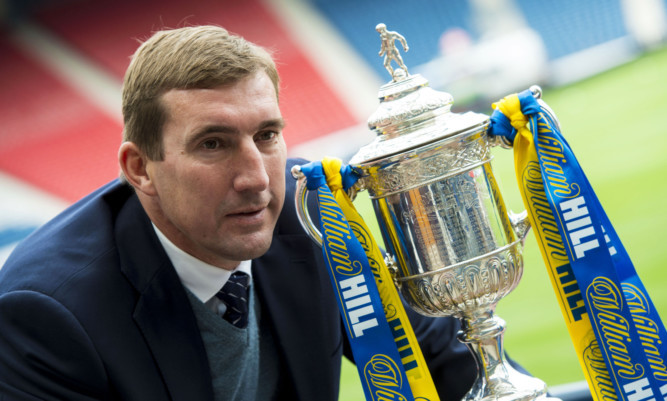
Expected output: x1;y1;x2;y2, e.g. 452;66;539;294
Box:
1;0;666;399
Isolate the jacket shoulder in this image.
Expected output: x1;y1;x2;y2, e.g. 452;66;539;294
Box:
0;180;134;294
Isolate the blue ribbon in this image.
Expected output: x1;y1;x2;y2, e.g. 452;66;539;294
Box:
490;106;516;143
492;90;667;399
300;161;415;401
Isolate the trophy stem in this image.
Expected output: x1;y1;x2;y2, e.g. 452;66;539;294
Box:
458;310;554;401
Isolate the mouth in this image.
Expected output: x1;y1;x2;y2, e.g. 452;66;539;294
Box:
227;205;267;219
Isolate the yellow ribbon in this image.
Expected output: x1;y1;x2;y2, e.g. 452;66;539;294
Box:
493;95;611;401
321;157;441;401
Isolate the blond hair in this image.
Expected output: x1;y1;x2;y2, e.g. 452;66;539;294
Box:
121;25;279;160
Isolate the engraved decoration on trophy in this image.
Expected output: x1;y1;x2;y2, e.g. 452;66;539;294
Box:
292;25;561;401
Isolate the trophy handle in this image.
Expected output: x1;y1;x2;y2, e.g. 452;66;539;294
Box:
291;165;323;246
530;85;561;131
509;210;531;245
497;85;560;246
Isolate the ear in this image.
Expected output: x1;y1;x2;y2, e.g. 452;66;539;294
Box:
118;141;157;196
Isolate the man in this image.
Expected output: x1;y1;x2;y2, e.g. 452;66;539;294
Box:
0;25;479;400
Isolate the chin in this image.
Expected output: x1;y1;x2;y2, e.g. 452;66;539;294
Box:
232;234;274;260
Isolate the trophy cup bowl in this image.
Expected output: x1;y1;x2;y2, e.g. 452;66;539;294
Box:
293;25;559;401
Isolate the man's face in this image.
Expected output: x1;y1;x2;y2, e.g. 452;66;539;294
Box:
145;71;287;270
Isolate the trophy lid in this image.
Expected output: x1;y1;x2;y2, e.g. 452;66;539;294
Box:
349;24;489;166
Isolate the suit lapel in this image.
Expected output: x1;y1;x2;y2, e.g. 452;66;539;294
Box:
115;194;214;401
253;233;342;401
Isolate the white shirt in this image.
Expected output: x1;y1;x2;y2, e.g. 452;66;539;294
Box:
152;224;252;314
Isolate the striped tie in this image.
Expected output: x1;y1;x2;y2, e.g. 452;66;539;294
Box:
216;271;250;328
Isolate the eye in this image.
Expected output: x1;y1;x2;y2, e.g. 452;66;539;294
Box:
255;131;279;142
201;138;221;150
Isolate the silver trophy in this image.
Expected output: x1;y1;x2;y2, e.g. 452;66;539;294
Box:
293;25;559;401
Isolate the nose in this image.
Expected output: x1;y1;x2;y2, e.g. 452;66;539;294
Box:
232;140;270;193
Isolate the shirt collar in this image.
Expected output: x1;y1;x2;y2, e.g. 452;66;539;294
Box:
152;224;252;303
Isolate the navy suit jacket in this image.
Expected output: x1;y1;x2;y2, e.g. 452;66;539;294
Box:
0;159;478;400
